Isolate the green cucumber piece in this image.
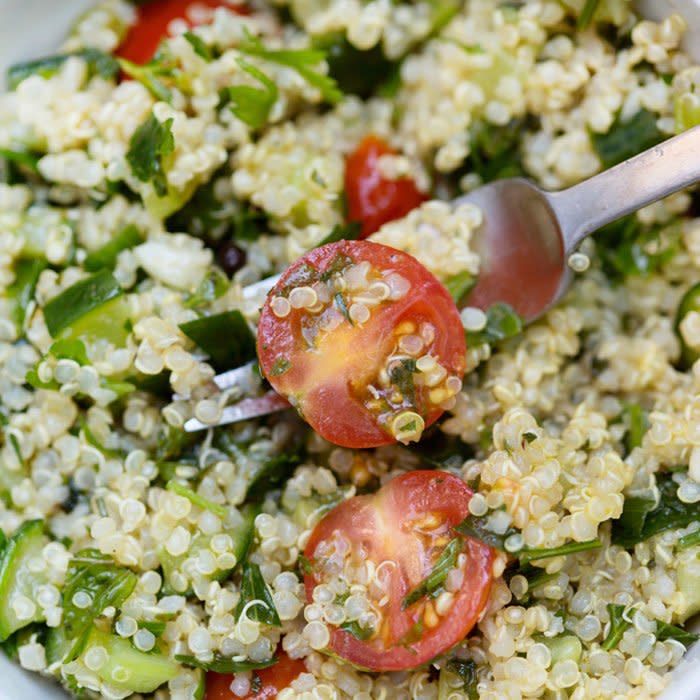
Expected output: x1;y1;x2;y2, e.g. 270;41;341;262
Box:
83;628;179;693
160;504;257;594
0;520;48;641
675;282;700;368
84;224;143;272
538;634;582;664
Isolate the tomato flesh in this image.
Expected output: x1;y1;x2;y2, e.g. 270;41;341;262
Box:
118;0;245;65
205;651;306;700
257;241;466;449
303;471;494;671
345;135;427;238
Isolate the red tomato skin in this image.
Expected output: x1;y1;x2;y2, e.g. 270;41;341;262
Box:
303;471;494;671
118;0;246;65
205;652;306;700
345;135;427;238
257;241;467;449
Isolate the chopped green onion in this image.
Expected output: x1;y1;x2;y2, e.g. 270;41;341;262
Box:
175;654;277;673
166;480;227;518
577;0;600;29
402;537;461;609
601;603;631;651
184;32;214;62
518;539;601;565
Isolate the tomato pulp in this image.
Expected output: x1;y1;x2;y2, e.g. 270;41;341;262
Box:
118;0;246;65
345;135;427;238
303;471;494;671
257;241;466;448
205;651;306;699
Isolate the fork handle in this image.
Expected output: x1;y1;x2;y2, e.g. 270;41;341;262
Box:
546;123;700;253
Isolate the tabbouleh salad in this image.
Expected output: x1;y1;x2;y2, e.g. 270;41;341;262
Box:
2;0;700;698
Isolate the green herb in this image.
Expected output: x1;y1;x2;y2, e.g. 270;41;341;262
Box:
577;0;600;29
79;417;123;459
515;568;559;600
117;57;174;102
656;620;699;647
398;618;424;648
298;554;313;575
239;30;342;103
270;357;291;376
227;59;278;129
333;292;351;324
595;215;680;281
7;49;119;90
390;358;417;403
314;34;396;98
185;269;229;309
0;148;40;172
678;529;700;550
444;270;477;304
591;109;664;170
179;310;256;371
455;515;517;550
84;224;143;272
623;403;648;454
601;604;631;651
43;269;122;337
184;32;214;61
319;221;362;246
126;112;175;197
461;119;525;184
675;282;700;368
465;302;523;347
139;620;167;637
7;258;46;328
246;452;302;501
402;537;461;610
62;550;138;662
445;658;478;700
175;654;277;673
518;539;602;565
612;473;700;548
234;561;281;627
166;480;227;518
50;339;90;364
339;620;374;640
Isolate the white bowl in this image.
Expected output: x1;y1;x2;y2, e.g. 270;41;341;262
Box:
1;1;700;698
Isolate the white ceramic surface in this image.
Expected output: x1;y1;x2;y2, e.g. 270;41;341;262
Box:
1;1;700;698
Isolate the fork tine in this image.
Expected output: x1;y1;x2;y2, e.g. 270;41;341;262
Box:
212;360;260;393
184;391;290;432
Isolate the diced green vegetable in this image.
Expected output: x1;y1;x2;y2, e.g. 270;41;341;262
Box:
517;539;601;565
179;310;256;371
601;604;631;650
655;620;699;647
612;473;700;548
84;224;143;272
461;119;525;183
234;561;281;627
0;520;48;640
443;270;477;304
6;258;46;328
591;109;664;170
678;529;700;550
227;59;278;130
117;57;174;103
83;628;179;693
622;403;648;454
175;653;277;673
675;282;700;368
126;112;176;198
319;221;362;246
537;634;583;663
185;269;229;309
0;148;40;172
184;32;214;62
438;659;478;700
402;537;461;609
238;30;342;104
7;49;119;90
60;549;138;662
465;303;523;347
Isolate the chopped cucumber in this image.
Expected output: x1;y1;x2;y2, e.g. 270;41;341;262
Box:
675;282;700;368
84;224;143;272
82;628;179;693
677;553;700;620
537;634;582;664
160;504;257;594
43;270;130;346
0;520;48;641
285;488;350;530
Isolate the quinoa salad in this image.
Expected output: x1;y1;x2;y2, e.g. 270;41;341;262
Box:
3;0;700;698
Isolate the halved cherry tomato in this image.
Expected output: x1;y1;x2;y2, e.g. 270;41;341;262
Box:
118;0;246;65
205;651;306;700
345;135;427;238
257;240;466;449
303;471;494;671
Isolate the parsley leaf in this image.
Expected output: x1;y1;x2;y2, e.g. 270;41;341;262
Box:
62;550;138;662
184;32;214;61
319;221;362;246
577;0;600;29
117;57;174;103
246;452;302;501
339;620;374;640
591;109;664;170
84;224;143;272
655;621;699;647
176;654;277;673
445;659;479;700
622;402;648;454
601;604;631;650
166;480;227;518
402;537;461;610
443;270;476;304
184;269;229;309
238;31;342;103
234;561;281;627
455;514;517;550
227;59;278;129
465;302;523;347
517;539;601;565
126;112;175;197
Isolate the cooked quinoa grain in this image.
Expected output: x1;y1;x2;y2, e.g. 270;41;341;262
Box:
1;0;700;698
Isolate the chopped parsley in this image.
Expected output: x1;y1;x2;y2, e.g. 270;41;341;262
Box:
402;537;461;610
126;112;175;197
184;32;214;61
166;480;227;518
445;658;479;700
234;561;282;627
227;59;278;129
465;303;523;347
591;109;664;170
175;654;277;673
